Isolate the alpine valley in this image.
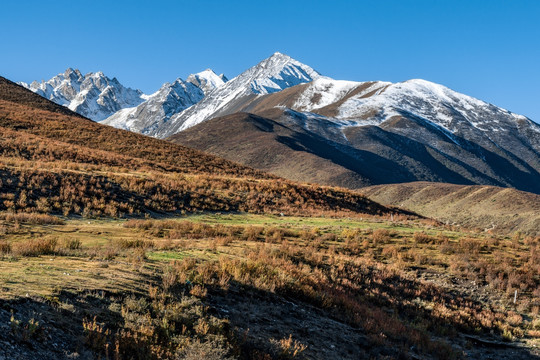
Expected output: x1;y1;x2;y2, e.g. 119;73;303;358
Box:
5;52;540;359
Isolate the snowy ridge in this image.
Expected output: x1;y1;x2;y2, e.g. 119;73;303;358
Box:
158;52;321;137
20;68;145;121
327;79;538;137
20;53;538;148
292;78;391;113
103;68;227;134
274;77;538;141
103;78;205;135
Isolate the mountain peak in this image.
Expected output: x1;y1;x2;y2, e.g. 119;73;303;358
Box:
63;67;82;80
270;51;288;58
244;52;320;95
187;68;227;95
156;53;321;136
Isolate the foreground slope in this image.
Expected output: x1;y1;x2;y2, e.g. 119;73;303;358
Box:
0;76;398;217
1;214;539;359
362;182;540;236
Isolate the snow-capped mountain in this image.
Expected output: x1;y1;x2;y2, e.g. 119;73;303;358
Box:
187;69;228;95
170;74;540;194
103;69;227;134
20;68;145;121
18;53;540;193
103;78;206;135
151;52;321;138
223;74;540;152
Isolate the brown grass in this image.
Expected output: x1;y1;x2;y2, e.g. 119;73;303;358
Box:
12;237;57;256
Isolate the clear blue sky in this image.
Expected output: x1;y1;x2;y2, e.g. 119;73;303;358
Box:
2;0;539;121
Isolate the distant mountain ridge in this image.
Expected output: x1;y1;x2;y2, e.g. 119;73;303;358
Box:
103;52;321;138
20;68;146;121
361;182;540;236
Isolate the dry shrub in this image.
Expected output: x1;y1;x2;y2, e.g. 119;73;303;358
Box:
189;284;208;298
162;266;178;291
506;312;523;326
62;238;82;250
434;234;450;245
372;229;391;244
12;237;57;256
381;245;399;258
127;248;147;266
216;236;234;247
459;237;482;254
0;239;11;254
413;232;433;244
440;240;456;254
271;334;307;358
299;230;316;241
123;219;155;230
115;238;154;249
0;212;64;225
157;238;175;250
174;340;233;360
321;233;338;242
341;228;361;241
244;226;263;241
265;227;283;243
90;245;119;261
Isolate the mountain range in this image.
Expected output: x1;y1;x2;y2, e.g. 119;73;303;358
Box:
20;52;540;194
20;68;146;121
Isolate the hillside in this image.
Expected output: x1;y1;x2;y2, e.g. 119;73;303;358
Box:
169;112;374;188
362;182;540;236
0;76;402;218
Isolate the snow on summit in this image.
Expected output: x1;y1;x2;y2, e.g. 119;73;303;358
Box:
103;68;228;135
20;68;145;121
187;69;228;95
103;77;206;135
158;52;321;137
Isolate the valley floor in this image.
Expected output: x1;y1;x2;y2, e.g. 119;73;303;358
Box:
0;213;539;359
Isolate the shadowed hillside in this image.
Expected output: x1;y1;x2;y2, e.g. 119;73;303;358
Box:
169;112;374;188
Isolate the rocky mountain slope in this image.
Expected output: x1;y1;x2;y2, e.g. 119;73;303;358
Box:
20;68;146;121
103;69;227;134
147;52;321;138
171;73;540;194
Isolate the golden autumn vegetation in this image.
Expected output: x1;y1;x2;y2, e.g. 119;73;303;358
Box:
1;214;539;359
